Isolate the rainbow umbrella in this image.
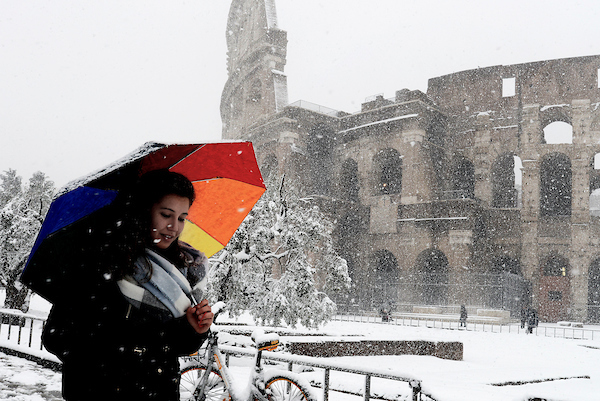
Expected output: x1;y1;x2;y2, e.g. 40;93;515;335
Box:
22;141;265;302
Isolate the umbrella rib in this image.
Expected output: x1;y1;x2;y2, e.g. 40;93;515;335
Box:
189;177;222;183
168;144;207;171
184;219;226;246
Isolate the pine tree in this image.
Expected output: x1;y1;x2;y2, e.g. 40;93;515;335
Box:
0;171;54;311
208;175;351;328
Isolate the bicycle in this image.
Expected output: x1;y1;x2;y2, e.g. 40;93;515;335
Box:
179;302;317;401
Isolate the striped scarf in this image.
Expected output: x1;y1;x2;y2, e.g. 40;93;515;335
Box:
117;245;207;321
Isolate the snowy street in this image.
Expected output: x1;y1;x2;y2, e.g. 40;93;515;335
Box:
303;320;600;401
2;294;600;401
4;315;600;401
0;351;62;400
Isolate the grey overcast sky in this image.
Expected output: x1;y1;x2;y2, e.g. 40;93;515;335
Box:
2;0;600;188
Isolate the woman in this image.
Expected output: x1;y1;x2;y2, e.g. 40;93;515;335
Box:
42;169;214;400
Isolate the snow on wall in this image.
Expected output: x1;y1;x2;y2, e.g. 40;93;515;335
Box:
540;104;569;112
492;125;519;130
272;70;288;112
264;0;278;29
339;114;419;134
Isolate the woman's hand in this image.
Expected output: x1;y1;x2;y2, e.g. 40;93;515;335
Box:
186;299;214;334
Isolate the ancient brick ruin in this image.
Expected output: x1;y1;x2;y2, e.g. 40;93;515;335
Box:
222;0;600;322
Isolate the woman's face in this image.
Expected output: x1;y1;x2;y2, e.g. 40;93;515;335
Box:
149;194;191;249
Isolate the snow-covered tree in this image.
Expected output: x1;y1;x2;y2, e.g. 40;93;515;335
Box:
0;171;54;311
0;169;22;208
208;174;351;328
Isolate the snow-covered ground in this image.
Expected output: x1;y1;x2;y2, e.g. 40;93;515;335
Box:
3;294;600;400
304;322;600;401
0;352;62;400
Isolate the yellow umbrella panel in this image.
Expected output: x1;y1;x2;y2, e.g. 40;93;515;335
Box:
180;177;266;258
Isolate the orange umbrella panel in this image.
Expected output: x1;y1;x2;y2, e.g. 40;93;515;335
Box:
180;178;266;257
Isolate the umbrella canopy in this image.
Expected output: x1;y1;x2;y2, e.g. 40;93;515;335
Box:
22;141;265;302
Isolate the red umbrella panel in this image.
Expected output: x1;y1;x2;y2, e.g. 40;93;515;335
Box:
22;141;266;302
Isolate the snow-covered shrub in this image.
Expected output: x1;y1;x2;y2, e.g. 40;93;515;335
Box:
208;174;351;328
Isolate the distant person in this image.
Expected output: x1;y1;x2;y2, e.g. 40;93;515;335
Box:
379;301;392;322
459;305;467;328
520;305;527;329
526;307;538;334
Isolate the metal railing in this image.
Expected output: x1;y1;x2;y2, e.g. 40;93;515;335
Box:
213;344;434;401
287;100;341;116
335;272;530;318
0;310;46;350
334;312;600;341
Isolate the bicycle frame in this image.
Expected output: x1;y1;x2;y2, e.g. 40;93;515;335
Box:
181;302;314;401
190;331;228;401
190;329;271;401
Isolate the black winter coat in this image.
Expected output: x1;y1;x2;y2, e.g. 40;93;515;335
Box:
41;243;207;400
44;284;207;400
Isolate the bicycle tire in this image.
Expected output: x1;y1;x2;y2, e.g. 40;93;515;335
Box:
263;371;317;401
179;363;231;401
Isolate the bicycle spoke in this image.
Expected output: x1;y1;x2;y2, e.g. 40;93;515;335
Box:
180;365;230;401
265;377;312;401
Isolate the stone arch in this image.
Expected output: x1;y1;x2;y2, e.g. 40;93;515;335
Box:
542;252;569;277
260;153;278;181
588;257;600;322
540;106;571;127
373;148;403;195
540;153;572;217
306;124;335;196
540;107;573;144
539;252;571;321
543;122;573;144
491;255;522;275
370;249;400;306
491;153;520;208
414;249;449;305
448;156;474;199
336;212;362;283
340;158;359;201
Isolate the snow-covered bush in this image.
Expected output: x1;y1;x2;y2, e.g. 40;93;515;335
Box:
208;174;351;328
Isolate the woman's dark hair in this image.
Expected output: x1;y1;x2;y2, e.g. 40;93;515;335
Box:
103;169;195;279
132;169;196;211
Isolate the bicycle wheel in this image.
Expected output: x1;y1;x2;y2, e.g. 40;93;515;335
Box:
263;371;316;401
179;363;231;401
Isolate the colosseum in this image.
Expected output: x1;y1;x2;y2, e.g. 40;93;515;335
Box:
221;0;600;322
